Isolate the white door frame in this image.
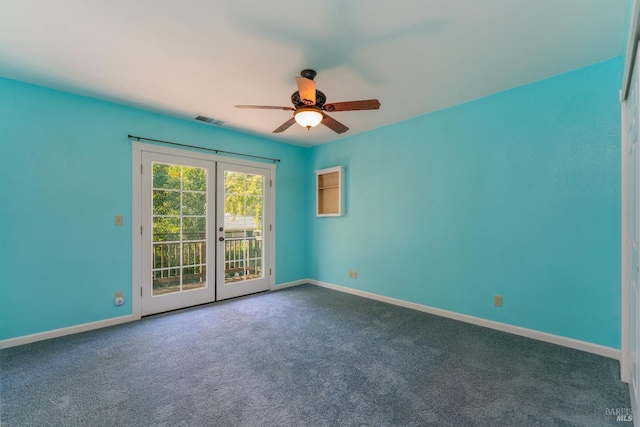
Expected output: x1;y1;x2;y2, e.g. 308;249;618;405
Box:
622;79;630;385
621;45;640;426
132;142;276;319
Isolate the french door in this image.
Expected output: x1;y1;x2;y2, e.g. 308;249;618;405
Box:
139;148;272;316
217;164;271;300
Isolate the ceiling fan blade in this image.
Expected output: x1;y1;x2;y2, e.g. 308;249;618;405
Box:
273;117;296;133
321;114;349;134
295;76;316;106
236;105;294;111
323;99;381;112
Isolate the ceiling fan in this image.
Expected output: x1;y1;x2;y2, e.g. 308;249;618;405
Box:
236;69;381;134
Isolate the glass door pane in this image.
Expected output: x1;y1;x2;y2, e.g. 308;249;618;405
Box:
152;163;208;295
223;171;263;283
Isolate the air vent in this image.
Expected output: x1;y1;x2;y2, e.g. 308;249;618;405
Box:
195;115;225;126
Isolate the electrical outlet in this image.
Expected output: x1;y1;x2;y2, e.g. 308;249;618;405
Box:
494;295;503;307
348;271;353;278
352;271;357;279
115;291;125;306
115;215;123;226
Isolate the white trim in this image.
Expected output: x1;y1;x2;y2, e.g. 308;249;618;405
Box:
268;167;276;289
0;315;137;350
1;277;617;362
315;166;344;217
309;280;621;360
622;91;631;383
1;277;305;349
271;279;307;290
132;146;142;319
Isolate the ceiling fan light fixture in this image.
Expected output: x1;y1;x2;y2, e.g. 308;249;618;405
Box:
294;107;323;129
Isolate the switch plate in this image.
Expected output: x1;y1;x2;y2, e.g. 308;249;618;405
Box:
115;291;123;298
494;295;503;307
115;215;123;226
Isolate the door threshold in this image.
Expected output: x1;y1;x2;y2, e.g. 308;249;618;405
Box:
141;289;271;318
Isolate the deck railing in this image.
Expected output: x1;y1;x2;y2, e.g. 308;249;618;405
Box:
152;231;262;292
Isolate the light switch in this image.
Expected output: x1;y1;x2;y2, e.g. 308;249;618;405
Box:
115;215;123;226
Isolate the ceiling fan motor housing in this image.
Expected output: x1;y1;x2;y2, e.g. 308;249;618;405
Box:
291;90;326;109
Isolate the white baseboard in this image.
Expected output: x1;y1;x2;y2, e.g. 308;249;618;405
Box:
0;314;139;350
2;279;619;361
271;279;307;290
308;280;620;360
1;280;308;349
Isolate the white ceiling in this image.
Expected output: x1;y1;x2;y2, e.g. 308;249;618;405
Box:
0;1;630;147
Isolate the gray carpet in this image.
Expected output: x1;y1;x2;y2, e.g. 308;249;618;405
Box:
0;284;631;426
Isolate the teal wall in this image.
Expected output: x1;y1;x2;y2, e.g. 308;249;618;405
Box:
0;78;309;340
0;57;624;348
308;58;623;348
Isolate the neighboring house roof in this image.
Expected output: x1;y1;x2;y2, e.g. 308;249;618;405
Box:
224;213;259;231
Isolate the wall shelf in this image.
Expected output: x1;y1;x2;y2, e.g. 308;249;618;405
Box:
315;166;344;217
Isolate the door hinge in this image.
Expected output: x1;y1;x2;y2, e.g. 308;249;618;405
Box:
140;226;143;235
270;224;272;231
140;164;143;174
269;268;272;276
140;287;143;297
270;179;272;188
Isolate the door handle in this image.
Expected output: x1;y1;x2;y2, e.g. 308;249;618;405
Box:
219;237;225;241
